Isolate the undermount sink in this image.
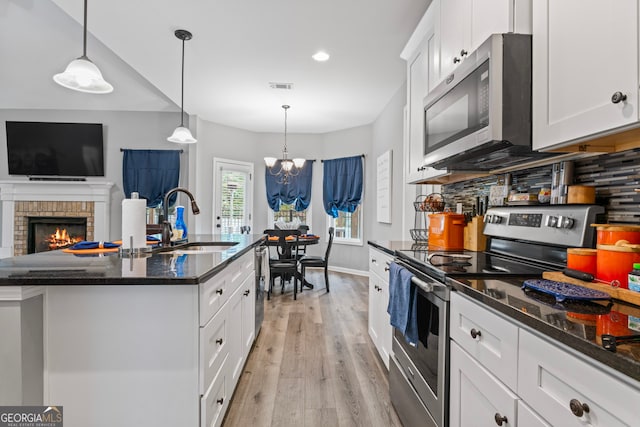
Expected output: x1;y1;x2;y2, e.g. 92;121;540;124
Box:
157;242;238;254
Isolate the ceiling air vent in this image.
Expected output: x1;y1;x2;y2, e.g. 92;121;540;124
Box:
269;82;293;90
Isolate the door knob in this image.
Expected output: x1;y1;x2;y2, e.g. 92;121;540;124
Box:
569;399;590;417
470;328;482;339
494;413;508;426
453;57;461;64
611;91;627;104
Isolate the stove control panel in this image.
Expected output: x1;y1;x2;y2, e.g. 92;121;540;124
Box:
483;205;604;247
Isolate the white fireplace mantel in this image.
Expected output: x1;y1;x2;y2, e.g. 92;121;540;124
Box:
0;180;114;258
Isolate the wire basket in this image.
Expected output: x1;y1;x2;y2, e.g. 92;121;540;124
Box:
410;229;429;242
413;193;446;212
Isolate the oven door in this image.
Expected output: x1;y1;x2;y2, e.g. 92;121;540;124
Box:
390;260;449;427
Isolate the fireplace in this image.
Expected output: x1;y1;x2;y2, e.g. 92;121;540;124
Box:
28;217;87;254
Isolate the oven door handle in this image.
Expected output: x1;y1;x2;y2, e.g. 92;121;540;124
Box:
386;260;447;293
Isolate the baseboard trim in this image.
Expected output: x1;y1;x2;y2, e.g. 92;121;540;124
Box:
327;265;369;277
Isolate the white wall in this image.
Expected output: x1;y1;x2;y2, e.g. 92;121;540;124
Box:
0;109;182;240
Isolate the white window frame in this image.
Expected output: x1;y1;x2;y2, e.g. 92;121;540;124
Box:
327;204;363;246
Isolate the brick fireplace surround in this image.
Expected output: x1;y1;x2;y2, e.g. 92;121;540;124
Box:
0;181;113;258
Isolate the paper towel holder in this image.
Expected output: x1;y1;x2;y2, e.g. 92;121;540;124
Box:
119;235;153;257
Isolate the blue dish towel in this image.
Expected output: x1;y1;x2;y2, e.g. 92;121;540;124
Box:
69;241;120;250
387;262;419;345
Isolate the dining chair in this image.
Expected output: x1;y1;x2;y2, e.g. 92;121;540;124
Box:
299;227;334;293
264;229;302;300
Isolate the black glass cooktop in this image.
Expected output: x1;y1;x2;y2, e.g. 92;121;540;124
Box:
396;248;548;281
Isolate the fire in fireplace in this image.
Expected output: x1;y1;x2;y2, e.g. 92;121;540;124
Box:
28;217;87;253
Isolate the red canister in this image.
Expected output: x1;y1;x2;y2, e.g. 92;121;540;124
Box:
596;241;640;289
567;248;597;277
592;224;640;245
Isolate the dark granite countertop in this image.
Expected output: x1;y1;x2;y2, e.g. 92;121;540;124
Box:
367;240;418;255
367;241;640;385
0;234;265;286
448;276;640;384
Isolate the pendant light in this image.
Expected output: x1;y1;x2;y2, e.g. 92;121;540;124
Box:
168;29;197;144
53;0;113;94
264;105;305;184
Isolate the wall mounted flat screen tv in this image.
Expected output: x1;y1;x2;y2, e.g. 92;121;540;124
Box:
5;121;105;177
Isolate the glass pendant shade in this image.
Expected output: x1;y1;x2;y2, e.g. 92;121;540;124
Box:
293;158;305;168
167;126;197;144
264;157;278;167
53;56;113;94
281;160;294;172
53;0;112;94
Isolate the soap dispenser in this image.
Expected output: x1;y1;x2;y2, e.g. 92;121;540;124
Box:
174;205;187;240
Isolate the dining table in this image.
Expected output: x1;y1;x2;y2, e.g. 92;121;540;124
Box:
265;234;320;289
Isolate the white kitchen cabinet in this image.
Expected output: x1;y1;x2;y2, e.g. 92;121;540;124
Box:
450;292;519;391
517;401;551;427
241;274;256;360
518;329;640;427
368;246;393;369
449;341;518;427
532;0;639;151
403;5;446;185
438;0;530;82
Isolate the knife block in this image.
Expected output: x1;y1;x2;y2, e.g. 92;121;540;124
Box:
464;216;487;251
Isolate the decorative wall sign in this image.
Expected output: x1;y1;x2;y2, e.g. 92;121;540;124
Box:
377;150;392;223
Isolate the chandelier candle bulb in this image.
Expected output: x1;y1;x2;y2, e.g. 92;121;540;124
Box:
121;192;147;250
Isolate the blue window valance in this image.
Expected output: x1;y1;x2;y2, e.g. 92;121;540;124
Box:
323;155;363;218
265;161;313;212
122;149;181;207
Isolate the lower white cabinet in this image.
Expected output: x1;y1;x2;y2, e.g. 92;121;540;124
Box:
201;355;229;427
449;341;518;427
451;291;640;427
517;401;551;427
450;292;518;391
200;250;255;427
518;329;640;427
368;246;393;369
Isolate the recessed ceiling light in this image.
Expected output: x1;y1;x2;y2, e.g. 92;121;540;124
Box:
312;51;330;62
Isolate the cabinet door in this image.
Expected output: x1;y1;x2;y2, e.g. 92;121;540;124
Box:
227;285;244;390
518;401;551;427
449;341;517;427
378;276;393;369
368;271;380;349
532;0;639;150
440;0;471;79
450;292;518;391
518;329;640;427
407;36;433;183
241;275;255;359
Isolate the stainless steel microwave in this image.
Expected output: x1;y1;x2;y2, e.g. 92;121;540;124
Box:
422;33;551;171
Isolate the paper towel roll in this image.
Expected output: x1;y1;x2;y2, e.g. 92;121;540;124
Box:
122;193;147;250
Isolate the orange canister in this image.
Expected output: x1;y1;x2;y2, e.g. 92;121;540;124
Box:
567;248;597;276
428;212;465;250
592;224;640;245
596;311;631;337
596;241;640;289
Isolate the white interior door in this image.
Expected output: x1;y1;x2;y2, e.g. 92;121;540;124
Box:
212;158;253;234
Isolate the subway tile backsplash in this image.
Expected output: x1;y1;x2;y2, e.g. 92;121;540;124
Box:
442;148;640;223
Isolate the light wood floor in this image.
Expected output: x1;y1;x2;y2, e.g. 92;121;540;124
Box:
223;270;402;427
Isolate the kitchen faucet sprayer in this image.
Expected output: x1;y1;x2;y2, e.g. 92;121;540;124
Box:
161;187;200;246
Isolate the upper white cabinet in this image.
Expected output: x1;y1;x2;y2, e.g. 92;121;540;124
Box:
438;0;531;82
532;0;639;151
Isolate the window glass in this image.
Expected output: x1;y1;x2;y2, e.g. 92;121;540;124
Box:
330;204;362;245
268;202;311;228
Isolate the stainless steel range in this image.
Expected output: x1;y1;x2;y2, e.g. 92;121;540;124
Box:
389;204;604;427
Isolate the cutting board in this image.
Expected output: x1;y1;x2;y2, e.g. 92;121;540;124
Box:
543;271;640;306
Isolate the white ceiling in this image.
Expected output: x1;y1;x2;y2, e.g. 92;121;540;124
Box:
1;0;430;133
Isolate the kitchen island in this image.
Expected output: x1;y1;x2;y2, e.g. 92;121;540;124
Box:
0;234;264;427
